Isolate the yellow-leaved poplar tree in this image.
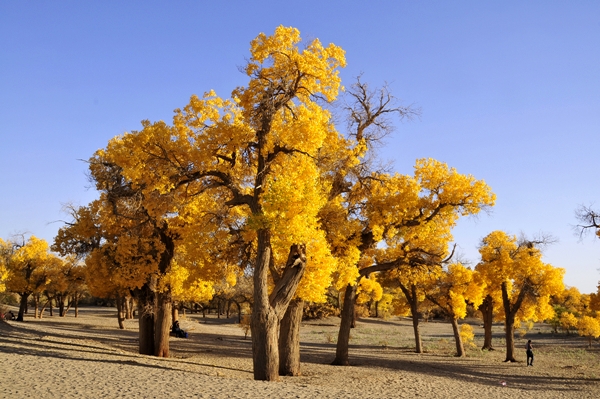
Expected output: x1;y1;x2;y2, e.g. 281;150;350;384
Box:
476;231;565;362
425;263;485;356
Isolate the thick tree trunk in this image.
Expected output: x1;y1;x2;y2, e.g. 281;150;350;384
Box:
279;299;304;376
251;233;307;381
49;297;54;317
17;293;29;321
479;295;494;350
504;315;517;362
332;283;357;366
450;318;465;357
251;230;280;381
154;290;172;357
136;283;155;355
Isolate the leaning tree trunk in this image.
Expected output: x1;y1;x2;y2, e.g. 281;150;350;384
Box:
450;318;466;357
154;290;172;357
16;292;30;321
136;283;156;355
479;295;494;350
332;283;358;366
251;233;307;381
279;298;304;376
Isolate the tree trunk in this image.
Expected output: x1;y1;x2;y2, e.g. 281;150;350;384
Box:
49;297;54;317
154;290;172;357
479;295;494;350
504;314;517;362
34;294;39;318
409;285;423;353
251;230;280;381
74;292;80;317
450;318;465;357
127;296;134;319
172;304;179;323
57;295;66;317
279;299;304;376
251;234;307;381
116;295;126;330
332;283;357;365
136;283;155;355
16;293;29;321
64;296;73;316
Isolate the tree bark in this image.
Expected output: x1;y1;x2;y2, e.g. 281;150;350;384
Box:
450;318;465;357
172;304;179;323
57;295;66;317
332;283;357;365
154;290;172;357
406;284;423;353
16;293;29;321
33;294;39;318
251;234;307;381
116;295;126;330
279;299;304;376
136;283;155;355
504;314;516;362
479;295;494;350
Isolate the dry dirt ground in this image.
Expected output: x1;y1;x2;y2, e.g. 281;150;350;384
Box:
1;306;599;398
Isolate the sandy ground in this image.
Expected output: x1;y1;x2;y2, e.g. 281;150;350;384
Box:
1;306;599;398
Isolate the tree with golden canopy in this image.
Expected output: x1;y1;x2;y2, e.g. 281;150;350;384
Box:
425;263;485;357
331;159;495;365
476;231;565;362
4;236;60;321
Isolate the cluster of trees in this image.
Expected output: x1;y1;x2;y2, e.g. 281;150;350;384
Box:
0;236;85;321
0;26;597;380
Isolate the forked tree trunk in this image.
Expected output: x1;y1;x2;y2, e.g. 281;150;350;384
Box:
38;300;50;319
332;283;357;366
64;296;73;316
279;299;304;376
450;318;465;357
136;283;155;355
479;295;494;350
17;293;29;321
251;233;307;381
154;290;172;357
501;281;530;362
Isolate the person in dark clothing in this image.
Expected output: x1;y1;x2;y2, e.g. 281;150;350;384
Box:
526;340;534;366
172;320;187;338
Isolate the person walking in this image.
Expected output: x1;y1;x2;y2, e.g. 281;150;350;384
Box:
526;340;534;366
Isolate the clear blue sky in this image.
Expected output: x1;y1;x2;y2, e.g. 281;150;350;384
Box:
1;1;599;293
